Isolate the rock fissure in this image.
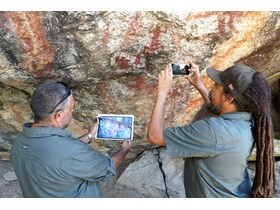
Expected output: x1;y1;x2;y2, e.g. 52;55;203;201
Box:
156;148;169;198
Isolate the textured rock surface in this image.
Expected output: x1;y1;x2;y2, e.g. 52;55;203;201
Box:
117;148;185;198
1;11;280;161
117;149;169;197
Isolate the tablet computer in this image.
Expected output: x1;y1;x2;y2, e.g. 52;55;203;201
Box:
95;114;134;141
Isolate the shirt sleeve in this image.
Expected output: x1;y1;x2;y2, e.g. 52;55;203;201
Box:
64;145;116;182
163;118;218;158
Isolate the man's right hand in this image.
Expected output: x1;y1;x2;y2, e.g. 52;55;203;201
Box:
185;60;203;88
185;60;210;104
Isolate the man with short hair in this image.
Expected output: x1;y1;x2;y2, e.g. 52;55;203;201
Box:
147;61;275;198
11;82;131;198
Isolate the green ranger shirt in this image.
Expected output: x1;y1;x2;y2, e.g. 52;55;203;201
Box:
163;112;254;198
11;123;115;198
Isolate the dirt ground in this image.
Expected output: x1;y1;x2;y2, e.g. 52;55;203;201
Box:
0;159;146;198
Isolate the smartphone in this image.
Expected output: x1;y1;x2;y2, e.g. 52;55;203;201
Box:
172;63;191;75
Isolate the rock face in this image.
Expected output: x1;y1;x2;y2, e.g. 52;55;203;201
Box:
1;11;280;159
117;148;185;198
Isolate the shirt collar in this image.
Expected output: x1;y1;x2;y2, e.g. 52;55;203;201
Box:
219;112;252;122
22;123;72;138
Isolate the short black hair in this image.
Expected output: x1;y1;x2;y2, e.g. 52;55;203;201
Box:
30;82;71;122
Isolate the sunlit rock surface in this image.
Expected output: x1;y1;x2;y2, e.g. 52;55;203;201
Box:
1;11;280;160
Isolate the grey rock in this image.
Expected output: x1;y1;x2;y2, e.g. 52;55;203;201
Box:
117;149;167;197
0;177;9;187
3;171;17;182
117;148;186;198
159;148;185;197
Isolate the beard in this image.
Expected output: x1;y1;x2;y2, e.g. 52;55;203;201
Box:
63;123;70;129
62;116;72;129
207;91;221;115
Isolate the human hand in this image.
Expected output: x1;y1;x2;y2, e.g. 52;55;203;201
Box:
88;123;98;137
185;60;210;103
79;123;98;144
185;60;203;88
158;64;173;95
120;140;132;151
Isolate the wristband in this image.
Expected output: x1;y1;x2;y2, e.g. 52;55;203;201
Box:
87;133;94;144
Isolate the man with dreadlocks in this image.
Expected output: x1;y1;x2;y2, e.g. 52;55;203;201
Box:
147;60;276;198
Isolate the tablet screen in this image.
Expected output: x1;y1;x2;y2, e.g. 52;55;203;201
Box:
96;114;134;140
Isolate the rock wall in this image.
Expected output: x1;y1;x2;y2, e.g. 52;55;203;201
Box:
1;11;280;160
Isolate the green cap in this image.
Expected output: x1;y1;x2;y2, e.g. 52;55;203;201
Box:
206;64;256;104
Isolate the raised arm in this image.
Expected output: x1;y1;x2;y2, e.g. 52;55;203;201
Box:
185;60;210;104
147;64;173;146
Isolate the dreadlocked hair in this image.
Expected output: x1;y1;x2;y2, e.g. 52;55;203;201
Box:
240;72;276;198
